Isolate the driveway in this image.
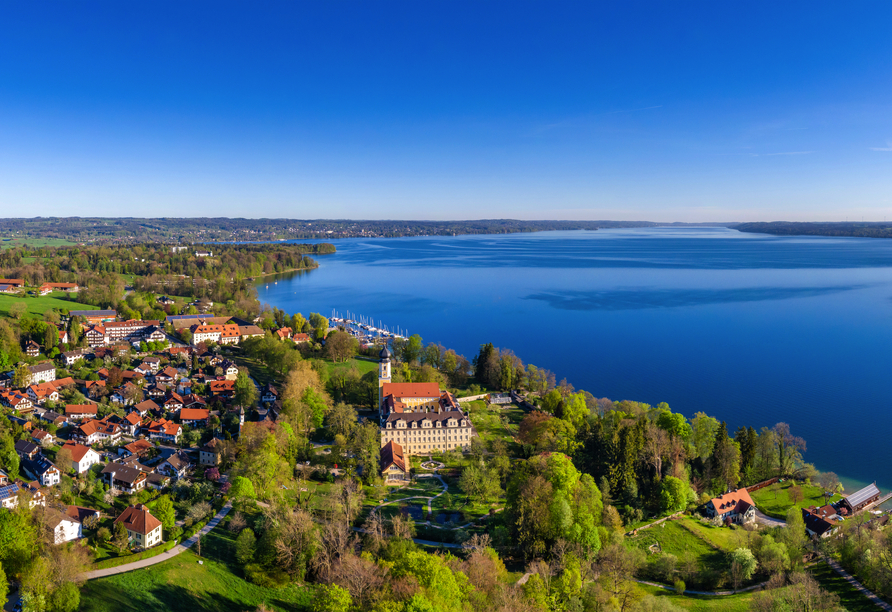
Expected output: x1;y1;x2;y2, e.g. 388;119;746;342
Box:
754;508;786;528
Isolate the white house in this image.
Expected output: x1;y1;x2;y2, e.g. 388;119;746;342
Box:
61;443;101;474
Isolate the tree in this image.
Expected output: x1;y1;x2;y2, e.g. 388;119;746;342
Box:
229;476;256;501
773;422;806;476
153;495;176;536
816;471;843;505
234;371;257;407
659;476;689;513
643;421;670;481
327;403;357;438
112;521;130;552
0;562;7;606
235;528;257;565
9;302;26;319
691;412;719;462
730;547;757;591
324;331;358;363
13;364;30;388
313;584;352;612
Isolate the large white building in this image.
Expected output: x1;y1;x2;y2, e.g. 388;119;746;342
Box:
376;347;474;457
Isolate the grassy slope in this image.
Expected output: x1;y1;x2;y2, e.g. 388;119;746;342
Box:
751;481;828;518
809;561;885;612
0;293;98;317
638;584;753;611
79;520;313;612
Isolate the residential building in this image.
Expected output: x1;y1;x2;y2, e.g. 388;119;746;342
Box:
71;418;122;445
841;483;881;515
43;282;79;292
802;505;840;539
145;419;181;443
1;390;34;412
60;443;101;474
704;489;756;524
380;441;409;485
238;325;264;340
47;508;83;543
60;348;91;367
190;324;240;345
114;504;163;549
101;463;147;494
275;327;293;340
157;453;190;481
27;382;59;405
209;380;235;397
261;384;278;404
65;404;98;421
22;455;61;487
179;408;209;427
31;429;53;447
27;362;56;385
220;360;239;380
199;438;222;466
25;340;40;357
118;439;154;459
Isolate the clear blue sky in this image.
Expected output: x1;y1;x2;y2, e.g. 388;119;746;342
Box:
2;2;892;221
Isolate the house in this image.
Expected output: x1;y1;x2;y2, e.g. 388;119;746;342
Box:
15;440;40;461
0;284;18;294
488;393;512;405
101;463;147;494
26;382;59;405
71;418;123;445
65;404;98;421
841;483;882;515
60;348;91;367
146;472;171;491
704;489;756;524
60;442;101;474
134;362;154;376
163;393;184;411
85;326;106;347
209;380;235;397
16;479;46;509
118;439;154;459
31;429;53;447
67;504;100;525
117;411;142;435
44;282;79;293
157;295;175;306
178;408;209;427
38;410;67;427
114;504;163;549
49;377;76;392
380;440;409;485
190;323;240;346
195;250;212;257
27;362;57;385
0;483;21;509
155;366;179;384
145;419;181;443
25;340;40;357
292;332;311;344
199;438;222;466
142;326;167;343
157;452;190;481
182;394;206;409
47;508;83;543
220;360;239;380
275;327;293;341
131;399;158;417
21;455;61;487
0;279;24;288
1;390;34;412
261;384;278;404
37;285;53;296
802;505;840;539
82;380;106;399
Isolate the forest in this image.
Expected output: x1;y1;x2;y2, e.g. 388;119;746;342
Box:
737;221;892;239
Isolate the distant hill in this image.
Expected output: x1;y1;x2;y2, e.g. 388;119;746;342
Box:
737;222;892;239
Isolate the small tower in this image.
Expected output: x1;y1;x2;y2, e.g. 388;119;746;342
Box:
378;346;392;413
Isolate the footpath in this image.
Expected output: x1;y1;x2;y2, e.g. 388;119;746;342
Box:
82;501;232;580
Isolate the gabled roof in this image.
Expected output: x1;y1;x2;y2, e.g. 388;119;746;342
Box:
65;404;98;416
707;489;755;514
380;440;406;473
101;462;145;484
179;408;209;421
114;504;161;535
67;505;100;523
123;439;154;456
845;483;881;508
381;382;441;399
61;442;96;463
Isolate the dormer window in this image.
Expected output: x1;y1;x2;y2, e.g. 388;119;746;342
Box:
411;422;417;428
386;423;392;429
435;421;442;428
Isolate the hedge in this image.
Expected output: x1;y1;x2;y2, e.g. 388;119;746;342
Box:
91;540;177;570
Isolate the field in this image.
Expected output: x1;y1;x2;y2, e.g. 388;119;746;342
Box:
79;518;313;612
751;480;828;518
325;357;378;378
0;293;97;317
0;236;77;249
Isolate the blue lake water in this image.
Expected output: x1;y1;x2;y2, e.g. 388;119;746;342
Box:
256;228;892;492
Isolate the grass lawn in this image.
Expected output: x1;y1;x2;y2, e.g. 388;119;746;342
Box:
325;357;377;378
638;584;754;612
809;561;886;612
79;518;314;612
751;480;828;518
0;293;97;317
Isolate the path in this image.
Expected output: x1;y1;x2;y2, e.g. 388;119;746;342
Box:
371;473;447;517
635;579;769;596
823;556;892;611
82;501;232;580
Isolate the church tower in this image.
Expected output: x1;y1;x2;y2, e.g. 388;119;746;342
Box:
378;346;392;413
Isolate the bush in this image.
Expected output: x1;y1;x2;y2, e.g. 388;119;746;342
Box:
674;579;685;595
244;563;277;588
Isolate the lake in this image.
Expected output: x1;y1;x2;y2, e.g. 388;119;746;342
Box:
256;227;892;493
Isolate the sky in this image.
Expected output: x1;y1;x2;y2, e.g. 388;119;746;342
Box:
1;2;892;222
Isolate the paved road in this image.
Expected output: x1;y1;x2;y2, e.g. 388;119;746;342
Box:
82;500;232;580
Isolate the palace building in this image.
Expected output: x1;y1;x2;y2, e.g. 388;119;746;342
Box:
377;347;475;456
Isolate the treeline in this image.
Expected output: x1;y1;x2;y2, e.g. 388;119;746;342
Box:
737;221;892;239
0;217;671;244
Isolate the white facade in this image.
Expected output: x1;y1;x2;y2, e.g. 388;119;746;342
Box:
53;518;83;543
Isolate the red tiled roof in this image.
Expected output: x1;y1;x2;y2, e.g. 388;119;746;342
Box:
381;382;441;399
114;504;162;535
